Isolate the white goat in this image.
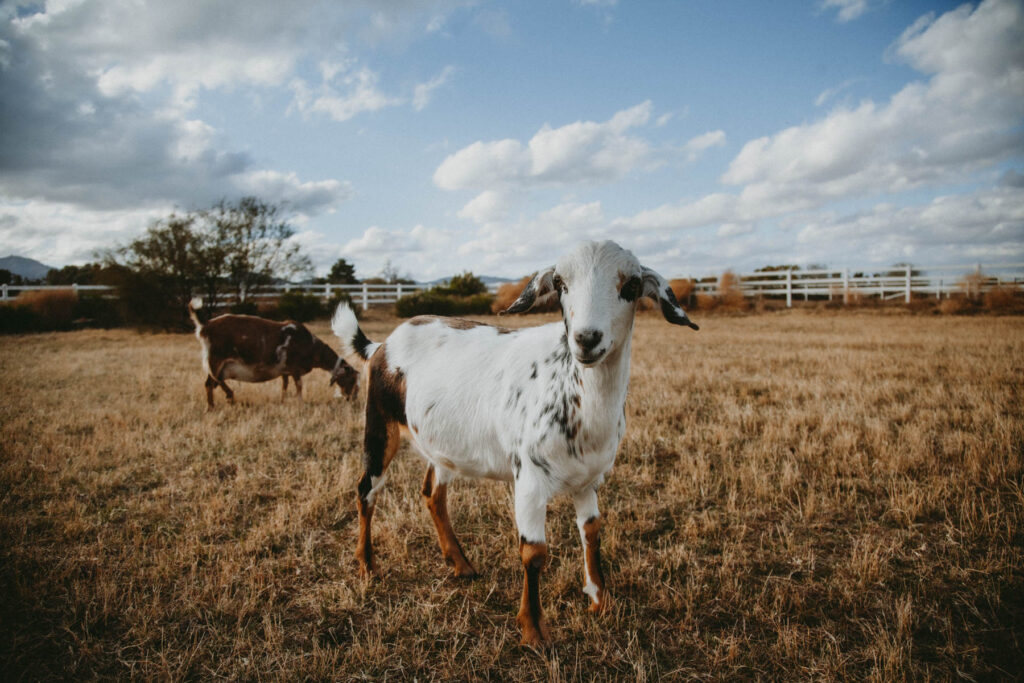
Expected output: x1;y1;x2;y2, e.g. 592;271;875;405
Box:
331;240;698;646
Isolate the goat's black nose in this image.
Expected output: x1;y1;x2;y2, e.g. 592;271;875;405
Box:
574;329;603;352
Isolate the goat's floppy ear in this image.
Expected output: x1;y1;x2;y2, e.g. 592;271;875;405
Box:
641;266;699;330
501;266;555;315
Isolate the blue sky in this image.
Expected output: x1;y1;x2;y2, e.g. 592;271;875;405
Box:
1;0;1021;281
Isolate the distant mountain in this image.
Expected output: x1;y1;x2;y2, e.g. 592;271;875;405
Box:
0;255;53;280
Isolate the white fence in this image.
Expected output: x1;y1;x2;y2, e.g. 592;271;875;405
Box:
2;263;1022;309
0;281;502;310
691;263;1024;306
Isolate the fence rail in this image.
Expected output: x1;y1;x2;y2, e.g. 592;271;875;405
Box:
3;263;1022;309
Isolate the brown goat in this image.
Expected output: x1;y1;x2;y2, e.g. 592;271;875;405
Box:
189;298;358;408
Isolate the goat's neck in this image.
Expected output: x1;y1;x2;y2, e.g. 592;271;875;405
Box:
576;334;632;420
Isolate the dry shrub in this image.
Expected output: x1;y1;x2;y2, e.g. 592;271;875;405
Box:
984;284;1022;312
939;296;971;315
491;276;530;313
959;272;986;301
717;271;750;312
669;278;695;303
696;292;717;311
489;276;559;314
17;289;77;327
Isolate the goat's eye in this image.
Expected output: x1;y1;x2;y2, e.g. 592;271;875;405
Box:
552;274;567;293
620;277;642;302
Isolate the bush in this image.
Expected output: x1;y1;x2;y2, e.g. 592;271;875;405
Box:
229;301;260;316
984;284;1023;312
275;291;325;322
18;290;77;329
0;302;39;333
440;272;487;297
396;291;493;318
0;290;124;333
73;294;124;328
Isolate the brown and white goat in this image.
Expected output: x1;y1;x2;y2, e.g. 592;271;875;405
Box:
331;240;699;646
189;297;358;408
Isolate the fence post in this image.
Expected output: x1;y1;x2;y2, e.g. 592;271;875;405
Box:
905;265;911;304
785;269;792;308
361;283;369;311
397;282;403;301
843;269;849;305
1;284;6;301
324;283;331;301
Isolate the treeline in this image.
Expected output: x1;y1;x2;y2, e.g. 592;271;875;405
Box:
1;196;497;333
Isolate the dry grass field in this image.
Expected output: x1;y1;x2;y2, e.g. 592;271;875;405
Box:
1;310;1022;680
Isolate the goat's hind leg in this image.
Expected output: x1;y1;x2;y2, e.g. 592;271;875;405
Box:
421;465;477;578
355;415;400;579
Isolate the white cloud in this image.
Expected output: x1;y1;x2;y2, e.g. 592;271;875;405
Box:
682;130;727;161
722;0;1024;209
457;190;513;224
434;101;657;191
821;0;870;23
413;65;455;111
290;61;403;122
794;187;1024;264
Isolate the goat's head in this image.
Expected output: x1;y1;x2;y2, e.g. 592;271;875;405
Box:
503;241;698;366
329;357;359;399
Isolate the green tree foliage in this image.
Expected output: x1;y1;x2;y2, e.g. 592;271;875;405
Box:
394;271;492;318
325;258;359;285
104;197;312;329
438;272;487;296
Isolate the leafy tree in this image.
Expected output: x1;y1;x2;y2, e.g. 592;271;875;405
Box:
0;269;24;285
439;271;487;296
104;197;312;329
204;197;312;302
326;257;359;284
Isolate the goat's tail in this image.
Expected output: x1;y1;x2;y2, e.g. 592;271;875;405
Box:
331;302;379;362
187;296;204;331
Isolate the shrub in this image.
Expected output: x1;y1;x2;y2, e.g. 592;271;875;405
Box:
669;278;695;305
396;291;493;318
229;301;260;316
983;284;1022;312
440;272;488;297
491;277;530;314
490;276;562;314
939;296;972;315
275;291;325;322
717;271;750;312
17;290;78;329
0;302;39;333
72;294;124;328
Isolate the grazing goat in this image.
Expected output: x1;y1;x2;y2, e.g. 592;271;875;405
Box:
331;240;698;646
189;297;358;409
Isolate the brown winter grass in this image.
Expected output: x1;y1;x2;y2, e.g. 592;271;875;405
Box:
2;310;1022;680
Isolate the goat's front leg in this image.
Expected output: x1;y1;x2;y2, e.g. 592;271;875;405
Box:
514;481;550;646
573;487;610;614
293;374;303;401
281;375;289;401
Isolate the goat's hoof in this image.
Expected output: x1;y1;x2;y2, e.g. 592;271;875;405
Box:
588;592;611;615
452;565;478;579
518;624;552;648
517;614;552;648
356;558;377;580
446;557;478;578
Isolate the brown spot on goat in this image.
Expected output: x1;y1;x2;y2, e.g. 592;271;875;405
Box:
517;539;550;647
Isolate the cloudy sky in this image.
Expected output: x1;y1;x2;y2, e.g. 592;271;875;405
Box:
1;0;1022;280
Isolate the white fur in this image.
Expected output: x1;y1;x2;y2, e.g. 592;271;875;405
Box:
333;241;697;560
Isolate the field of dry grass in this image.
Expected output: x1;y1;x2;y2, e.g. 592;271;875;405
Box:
2;309;1022;680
